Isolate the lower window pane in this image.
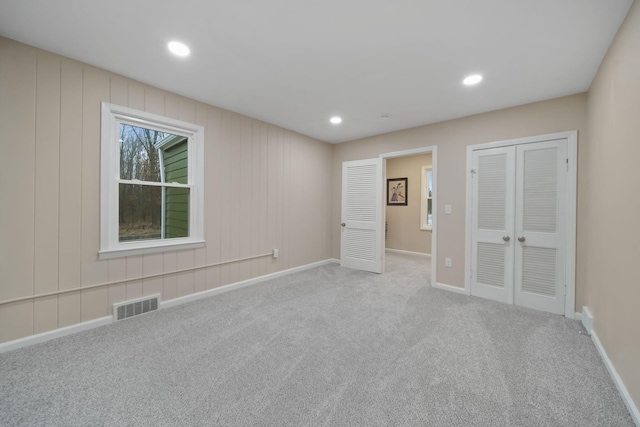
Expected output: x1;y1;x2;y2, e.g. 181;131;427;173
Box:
119;184;162;242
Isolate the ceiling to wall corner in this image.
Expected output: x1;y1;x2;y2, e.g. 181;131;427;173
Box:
0;0;632;143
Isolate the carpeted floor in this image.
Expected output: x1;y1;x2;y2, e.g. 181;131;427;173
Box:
0;252;633;426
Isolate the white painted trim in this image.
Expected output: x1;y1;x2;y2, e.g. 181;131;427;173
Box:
464;130;578;151
582;305;594;334
464;145;473;295
0;258;339;354
464;130;578;316
433;282;467;294
420;165;433;230
0;316;113;354
574;312;583;322
162;259;338;309
591;329;640;426
564;131;578;319
100;102;205;259
385;248;431;258
380;145;437;288
99;241;205;260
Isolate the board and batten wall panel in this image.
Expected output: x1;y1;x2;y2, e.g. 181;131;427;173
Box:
585;0;640;410
0;37;333;344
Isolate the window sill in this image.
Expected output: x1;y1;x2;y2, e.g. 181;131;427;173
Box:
99;240;205;260
420;226;432;231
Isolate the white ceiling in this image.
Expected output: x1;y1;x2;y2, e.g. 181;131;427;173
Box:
0;0;632;143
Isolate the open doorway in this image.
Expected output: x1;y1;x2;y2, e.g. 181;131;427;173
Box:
380;147;437;287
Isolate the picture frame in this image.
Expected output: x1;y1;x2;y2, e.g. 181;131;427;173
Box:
387;177;408;206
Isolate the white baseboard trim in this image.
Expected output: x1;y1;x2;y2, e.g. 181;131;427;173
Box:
0;258;339;354
433;282;467;294
162;258;338;309
0;316;113;354
591;329;640;426
574;312;583;321
385;248;431;258
582;306;594;334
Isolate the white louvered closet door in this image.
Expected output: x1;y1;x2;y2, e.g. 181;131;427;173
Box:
471;147;516;303
340;159;383;273
514;140;567;314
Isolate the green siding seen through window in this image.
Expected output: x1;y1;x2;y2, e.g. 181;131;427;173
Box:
163;140;189;238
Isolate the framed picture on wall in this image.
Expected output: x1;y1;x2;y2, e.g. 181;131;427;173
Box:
387;177;408;206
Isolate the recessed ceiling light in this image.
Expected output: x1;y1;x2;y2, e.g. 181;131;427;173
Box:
168;41;190;57
463;74;483;86
330;116;342;125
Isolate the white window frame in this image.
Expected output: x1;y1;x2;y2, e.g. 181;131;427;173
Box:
420;165;433;231
99;102;205;259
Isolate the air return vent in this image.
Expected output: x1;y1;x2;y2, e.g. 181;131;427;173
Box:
113;294;160;321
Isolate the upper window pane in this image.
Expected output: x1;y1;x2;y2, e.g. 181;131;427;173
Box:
120;124;173;182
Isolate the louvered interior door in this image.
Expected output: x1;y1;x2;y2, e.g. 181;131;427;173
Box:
341;159;383;273
470;147;516;303
514;140;567;314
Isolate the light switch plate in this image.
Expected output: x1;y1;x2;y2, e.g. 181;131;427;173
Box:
445;205;452;214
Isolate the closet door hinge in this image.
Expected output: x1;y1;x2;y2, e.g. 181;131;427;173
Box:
471;169;476;177
566;158;569;172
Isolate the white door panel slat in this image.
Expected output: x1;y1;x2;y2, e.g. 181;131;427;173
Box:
471;146;515;303
341;159;383;273
515;139;567;314
521;246;557;296
477;154;507;231
471;138;567;315
476;243;506;288
523;147;558;233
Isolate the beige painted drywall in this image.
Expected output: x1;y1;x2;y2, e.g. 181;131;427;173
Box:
385;154;432;254
332;93;588;302
0;37;333;343
586;0;640;410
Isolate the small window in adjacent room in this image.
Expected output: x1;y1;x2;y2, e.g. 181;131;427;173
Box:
420;166;433;230
100;103;204;259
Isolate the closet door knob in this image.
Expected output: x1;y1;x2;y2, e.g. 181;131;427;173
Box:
517;236;526;242
341;223;346;227
503;236;510;242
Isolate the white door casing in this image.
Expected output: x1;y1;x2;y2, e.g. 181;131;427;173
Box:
468;133;573;316
341;158;383;273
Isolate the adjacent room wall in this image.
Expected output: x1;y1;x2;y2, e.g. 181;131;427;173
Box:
585;0;640;410
332;93;588;304
385;154;432;254
0;37;333;344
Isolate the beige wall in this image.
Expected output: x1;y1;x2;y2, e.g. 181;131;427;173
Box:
332;94;588;300
0;37;333;343
585;0;640;409
385;154;432;254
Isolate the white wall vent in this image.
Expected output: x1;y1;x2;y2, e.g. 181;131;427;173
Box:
113;294;160;321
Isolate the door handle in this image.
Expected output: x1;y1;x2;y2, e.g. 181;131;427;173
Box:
503;236;510;242
341;223;346;227
517;236;526;242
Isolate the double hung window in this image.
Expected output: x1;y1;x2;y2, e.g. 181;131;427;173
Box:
100;103;204;258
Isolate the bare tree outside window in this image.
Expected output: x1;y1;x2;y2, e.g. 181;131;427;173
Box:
119;124;171;241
